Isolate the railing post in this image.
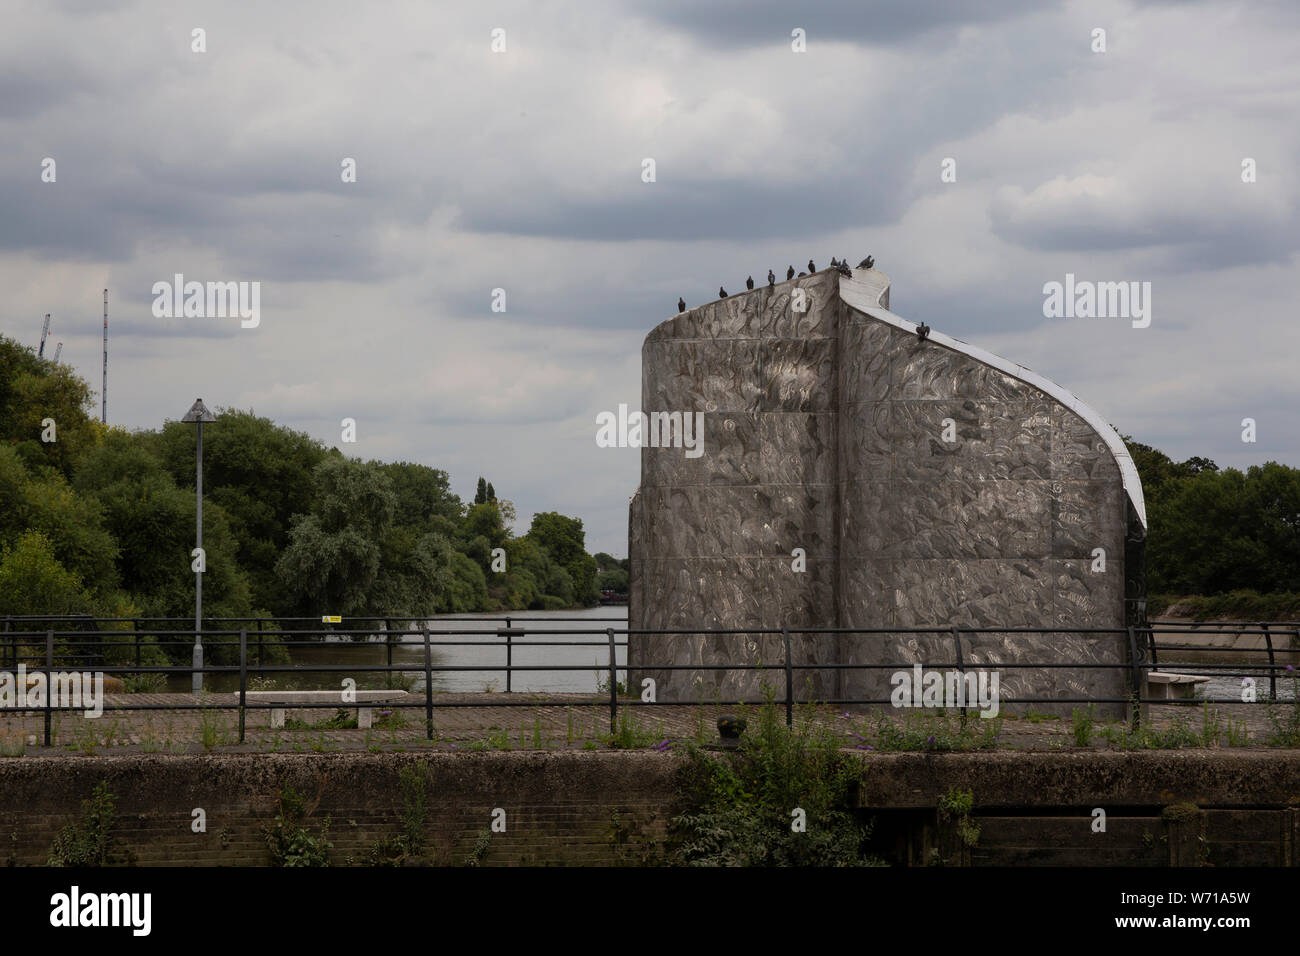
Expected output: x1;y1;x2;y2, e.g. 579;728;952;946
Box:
1263;623;1277;701
385;618;393;690
782;628;793;728
950;625;967;723
607;627;617;735
257;617;264;668
133;619;140;670
423;627;433;740
238;628;247;743
505;616;512;694
1127;626;1143;732
44;630;53;747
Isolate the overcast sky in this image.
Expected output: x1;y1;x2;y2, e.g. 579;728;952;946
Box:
2;0;1297;555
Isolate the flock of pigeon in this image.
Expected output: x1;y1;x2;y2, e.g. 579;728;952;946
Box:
678;255;875;313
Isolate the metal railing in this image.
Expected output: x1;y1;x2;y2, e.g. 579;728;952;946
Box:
1;615;1297;747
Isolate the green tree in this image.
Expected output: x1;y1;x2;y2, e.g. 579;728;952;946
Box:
156;409;328;613
527;512;599;606
275;457;396;616
74;430;253;629
0;531;95;616
0;335;101;479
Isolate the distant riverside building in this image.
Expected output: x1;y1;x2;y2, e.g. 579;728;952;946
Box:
627;266;1145;715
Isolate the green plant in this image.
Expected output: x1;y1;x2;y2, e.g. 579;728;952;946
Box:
286;708;358;731
594;666;628;697
1072;704;1095;747
937;787;980;855
367;765;428;865
486;728;511;750
1265;673;1300;747
48;782;117;866
1226;716;1251;747
199;706;232;751
1144;715;1200;749
68;721;100;756
0;732;27;757
862;710;1001;752
266;786;332;866
603;709;659;749
670;690;882;866
1200;702;1223;747
122;672;167;693
374;708;407;729
464;828;492;866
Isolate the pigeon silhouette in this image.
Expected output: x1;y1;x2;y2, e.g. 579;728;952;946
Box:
678;297;685;313
767;269;775;286
808;259;816;273
719;286;728;298
916;322;931;341
746;275;754;290
858;255;874;269
786;265;795;280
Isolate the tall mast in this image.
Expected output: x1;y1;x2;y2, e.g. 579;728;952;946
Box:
102;289;108;423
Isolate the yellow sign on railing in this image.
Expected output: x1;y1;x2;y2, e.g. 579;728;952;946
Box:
321;615;342;623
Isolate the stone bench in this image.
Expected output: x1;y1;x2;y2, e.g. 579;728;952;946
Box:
244;690;409;729
1146;672;1211;700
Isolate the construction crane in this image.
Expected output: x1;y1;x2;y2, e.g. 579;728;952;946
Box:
38;314;50;357
53;342;62;363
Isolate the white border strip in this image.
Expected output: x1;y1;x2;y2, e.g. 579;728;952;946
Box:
839;270;1146;528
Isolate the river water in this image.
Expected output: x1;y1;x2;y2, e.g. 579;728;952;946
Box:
170;606;629;694
168;610;1300;702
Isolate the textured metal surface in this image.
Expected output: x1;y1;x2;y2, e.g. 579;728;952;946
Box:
629;269;1138;713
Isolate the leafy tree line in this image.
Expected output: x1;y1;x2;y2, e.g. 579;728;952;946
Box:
0;334;612;644
1122;436;1300;597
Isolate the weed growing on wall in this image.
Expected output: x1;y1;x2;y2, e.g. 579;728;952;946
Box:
266;786;332;866
48;781;119;866
670;691;882;866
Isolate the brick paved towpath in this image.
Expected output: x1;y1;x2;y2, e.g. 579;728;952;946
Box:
2;691;1297;757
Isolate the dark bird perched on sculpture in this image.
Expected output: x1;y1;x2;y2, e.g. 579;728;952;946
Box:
835;260;852;277
916;322;930;341
767;269;775;286
746;275;754;290
786;265;795;280
797;271;806;277
808;259;816;273
719;286;727;298
830;257;839;268
678;297;685;313
858;255;874;269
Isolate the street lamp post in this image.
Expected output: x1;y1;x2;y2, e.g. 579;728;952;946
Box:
182;398;217;693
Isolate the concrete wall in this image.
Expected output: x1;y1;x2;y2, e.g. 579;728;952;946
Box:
629;267;1144;711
